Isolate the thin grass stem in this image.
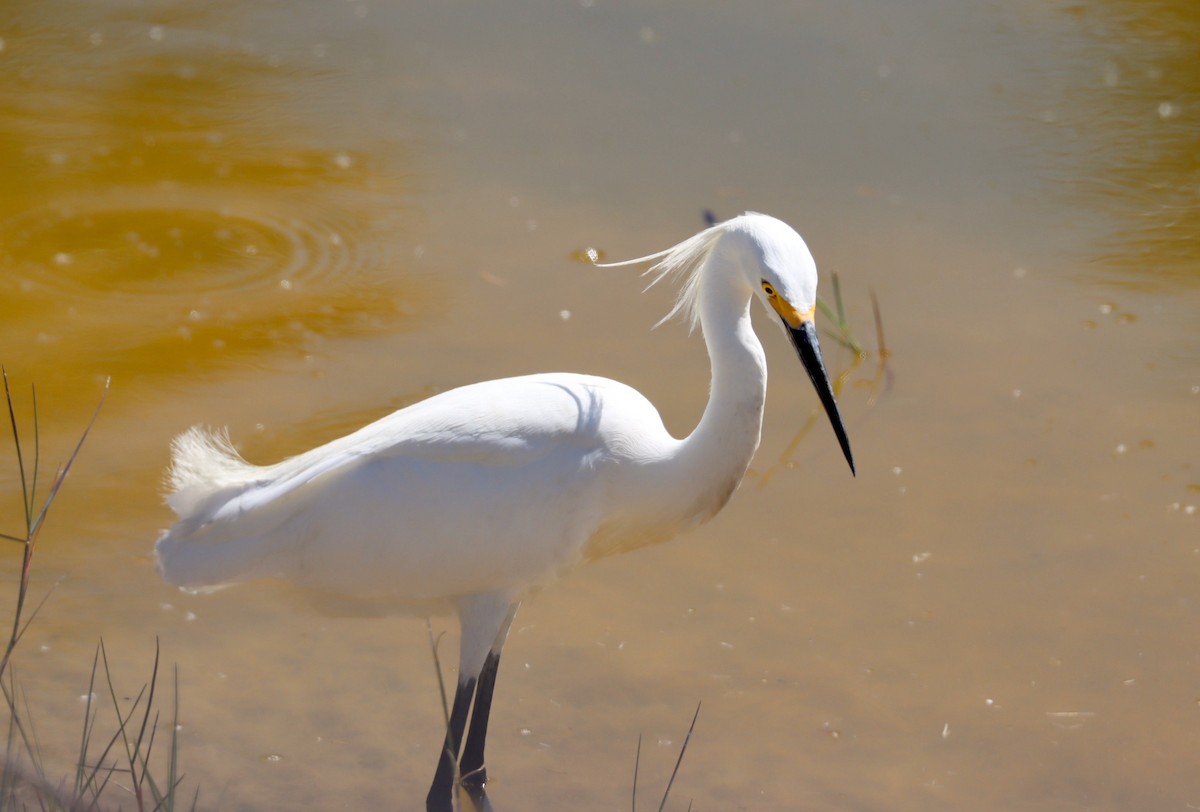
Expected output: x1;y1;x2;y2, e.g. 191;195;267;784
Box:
657;702;700;812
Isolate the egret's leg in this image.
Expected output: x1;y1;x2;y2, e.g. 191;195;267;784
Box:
460;602;518;791
426;675;476;812
459;651;500;789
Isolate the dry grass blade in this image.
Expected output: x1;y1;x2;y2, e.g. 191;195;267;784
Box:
631;733;642;812
0;374;109;681
1;375;190;810
657;702;700;812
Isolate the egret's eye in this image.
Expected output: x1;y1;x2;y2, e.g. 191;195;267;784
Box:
761;282;777;298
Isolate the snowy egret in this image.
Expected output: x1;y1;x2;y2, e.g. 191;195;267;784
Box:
155;212;854;811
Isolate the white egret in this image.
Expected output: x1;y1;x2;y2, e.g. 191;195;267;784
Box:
155;212;854;811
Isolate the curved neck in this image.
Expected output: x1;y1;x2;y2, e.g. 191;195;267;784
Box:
674;257;768;522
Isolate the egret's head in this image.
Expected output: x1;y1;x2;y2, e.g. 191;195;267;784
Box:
720;213;819;323
723;214;856;476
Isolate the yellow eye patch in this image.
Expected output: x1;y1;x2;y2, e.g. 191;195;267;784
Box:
763;283;814;328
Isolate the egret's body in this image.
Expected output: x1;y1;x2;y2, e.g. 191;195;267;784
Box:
155;213;854;812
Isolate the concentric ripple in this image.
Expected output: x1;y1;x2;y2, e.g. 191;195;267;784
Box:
0;191;381;300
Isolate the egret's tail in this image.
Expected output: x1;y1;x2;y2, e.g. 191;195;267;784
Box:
165;426;258;518
156;426;274;590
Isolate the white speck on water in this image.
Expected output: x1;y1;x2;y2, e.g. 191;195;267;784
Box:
332;152;353;169
185;612;197;622
1114;443;1127;455
941;723;950;739
79;692;97;703
53;252;72;266
1012;388;1022;398
912;552;931;564
639;26;658;44
148;26;165;41
280;279;293;291
892;466;902;476
559;310;571;321
1157;101;1179;119
89;32;103;47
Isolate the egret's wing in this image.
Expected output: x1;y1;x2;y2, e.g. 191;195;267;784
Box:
156;372;672;593
159;372;618;546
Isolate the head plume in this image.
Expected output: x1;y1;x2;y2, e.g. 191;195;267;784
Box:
595;214;775;331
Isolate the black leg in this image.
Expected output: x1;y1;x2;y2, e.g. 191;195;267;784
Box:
459;650;502;791
426;676;477;812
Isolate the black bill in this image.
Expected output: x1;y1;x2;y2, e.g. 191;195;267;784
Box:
787;319;855;475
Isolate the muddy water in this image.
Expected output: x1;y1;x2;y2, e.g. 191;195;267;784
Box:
1;1;1197;810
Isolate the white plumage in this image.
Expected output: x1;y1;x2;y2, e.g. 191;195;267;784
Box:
155;212;854;811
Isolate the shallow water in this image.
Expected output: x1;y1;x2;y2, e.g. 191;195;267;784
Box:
1;1;1197;809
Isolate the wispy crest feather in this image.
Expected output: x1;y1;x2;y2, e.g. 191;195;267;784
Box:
595;217;739;331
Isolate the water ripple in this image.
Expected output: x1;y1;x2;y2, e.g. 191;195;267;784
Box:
0;190;381;301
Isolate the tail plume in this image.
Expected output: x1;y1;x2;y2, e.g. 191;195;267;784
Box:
165;426;259;518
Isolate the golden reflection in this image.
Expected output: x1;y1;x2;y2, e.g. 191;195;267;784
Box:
1054;0;1200;287
0;2;431;406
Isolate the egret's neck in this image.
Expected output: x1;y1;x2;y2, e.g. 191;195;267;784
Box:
676;263;767;522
